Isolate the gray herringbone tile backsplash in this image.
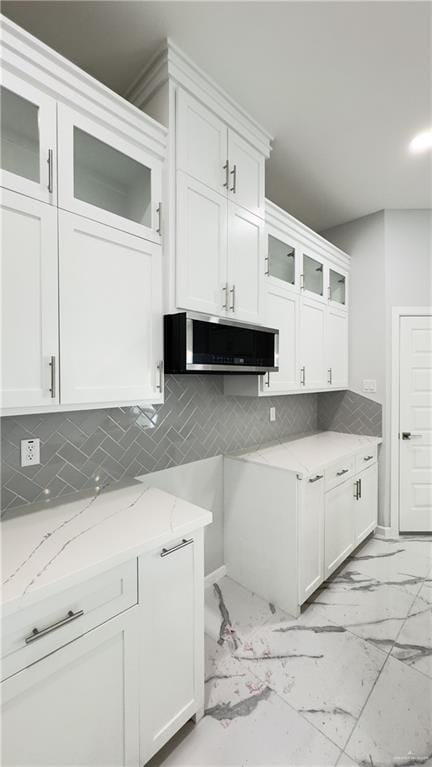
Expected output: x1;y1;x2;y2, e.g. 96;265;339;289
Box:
1;378;381;513
318;390;382;436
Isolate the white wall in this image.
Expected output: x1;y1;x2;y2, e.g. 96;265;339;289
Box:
322;208;432;530
139;456;224;575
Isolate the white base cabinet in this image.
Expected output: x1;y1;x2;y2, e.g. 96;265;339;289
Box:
224;437;379;617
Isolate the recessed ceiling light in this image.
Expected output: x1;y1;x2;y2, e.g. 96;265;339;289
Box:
409;131;432;153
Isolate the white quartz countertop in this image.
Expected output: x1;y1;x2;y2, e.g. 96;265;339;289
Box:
230;431;382;476
1;480;212;617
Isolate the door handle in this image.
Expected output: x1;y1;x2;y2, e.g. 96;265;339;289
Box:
401;432;422;440
161;538;193;557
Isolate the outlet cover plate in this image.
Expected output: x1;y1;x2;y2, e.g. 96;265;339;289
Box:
270;406;276;422
21;438;41;467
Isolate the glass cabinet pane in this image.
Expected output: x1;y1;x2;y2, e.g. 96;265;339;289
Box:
303;254;323;296
1;86;40;182
329;269;346;304
73;128;152;226
268;235;296;284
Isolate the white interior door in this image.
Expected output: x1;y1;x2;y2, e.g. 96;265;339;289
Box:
227;202;264;324
59;211;162;406
1;189;59;410
399;315;432;532
176;171;228;316
1;610;140;767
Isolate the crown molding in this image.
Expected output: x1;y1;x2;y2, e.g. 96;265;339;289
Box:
125;38;272;158
265;199;351;270
0;14;167;160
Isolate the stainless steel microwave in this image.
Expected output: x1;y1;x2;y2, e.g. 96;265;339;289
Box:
164;312;279;374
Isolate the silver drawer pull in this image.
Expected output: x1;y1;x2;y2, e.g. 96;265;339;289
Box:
161;538;193;558
336;468;349;476
309;474;323;483
25;609;84;645
363;455;374;461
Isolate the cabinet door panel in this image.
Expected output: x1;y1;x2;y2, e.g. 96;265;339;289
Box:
300;296;326;389
176;89;227;194
299;476;324;603
227;203;264;324
324;481;355;576
139;532;203;763
1;190;59;410
327;305;348;388
0;72;56;204
354;465;378;545
176;171;228;315
264;287;299;393
59;212;162;405
1;611;139;767
228;130;265;217
58;104;161;243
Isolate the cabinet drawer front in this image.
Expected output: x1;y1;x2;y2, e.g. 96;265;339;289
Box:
356;447;377;473
325;457;355;491
1;559;137;680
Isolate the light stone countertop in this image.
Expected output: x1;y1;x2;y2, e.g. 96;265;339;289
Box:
1;480;212;617
229;430;382;476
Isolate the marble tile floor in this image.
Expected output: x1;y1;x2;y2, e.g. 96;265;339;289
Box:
148;535;432;767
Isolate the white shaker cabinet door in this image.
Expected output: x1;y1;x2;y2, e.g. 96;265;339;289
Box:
176;89;228;195
176;171;228;316
227;129;265;218
326;304;349;388
59;211;163;406
299;474;325;603
324;480;355;577
354;464;378;545
300;295;327;390
1;610;140;767
263;286;300;393
0;72;57;205
227;202;264;324
1;189;59;410
139;531;204;764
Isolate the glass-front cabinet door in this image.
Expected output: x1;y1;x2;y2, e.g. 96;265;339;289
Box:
266;233;297;289
329;268;347;307
57;105;162;242
301;253;324;298
0;73;57;204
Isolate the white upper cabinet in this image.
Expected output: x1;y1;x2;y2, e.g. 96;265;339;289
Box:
227;129;265;218
1;190;59;409
176;171;228;315
59;212;163;406
58;105;162;243
0;72;57;205
300;295;327;390
326;304;349;388
266;232;298;291
263;287;300;394
176;89;227;194
301;252;325;301
227;203;264;323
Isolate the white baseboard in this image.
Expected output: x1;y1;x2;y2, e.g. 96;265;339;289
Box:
204;565;227;587
375;525;396;539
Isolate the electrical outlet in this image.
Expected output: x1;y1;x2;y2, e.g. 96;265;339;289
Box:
21;438;41;467
270;406;276;422
362;379;377;393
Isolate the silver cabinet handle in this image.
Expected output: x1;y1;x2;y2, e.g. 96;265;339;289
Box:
161;538;193;558
156;360;164;392
230;284;236;312
265;371;270;387
358;478;362;499
300;273;304;290
309;474;324;483
265;255;270;275
328;368;333;385
354;480;360;500
230;163;237;194
222;282;229;309
336;468;349;476
47;149;54;193
364;455;374;461
300;366;306;386
49;355;56;398
25;609;84;644
156;202;162;234
328;286;332;301
223;160;229;189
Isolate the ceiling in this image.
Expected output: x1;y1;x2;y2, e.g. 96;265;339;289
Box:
3;1;431;231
